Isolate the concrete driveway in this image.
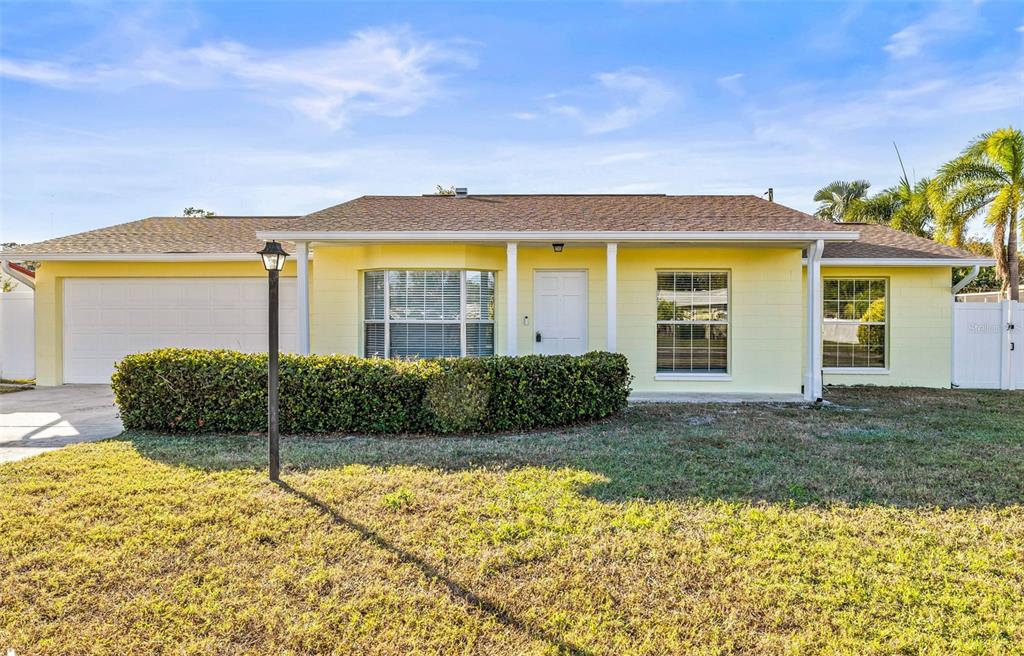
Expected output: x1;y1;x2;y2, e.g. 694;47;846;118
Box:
0;385;123;464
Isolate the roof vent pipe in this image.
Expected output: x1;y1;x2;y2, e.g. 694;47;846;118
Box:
763;187;774;202
455;187;468;197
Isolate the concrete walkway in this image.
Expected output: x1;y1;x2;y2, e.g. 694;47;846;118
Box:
0;385;123;464
630;391;807;403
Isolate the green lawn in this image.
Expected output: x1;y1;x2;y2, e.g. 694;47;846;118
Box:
2;387;1023;655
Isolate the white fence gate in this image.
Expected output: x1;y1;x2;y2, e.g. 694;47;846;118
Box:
953;300;1020;390
0;291;35;380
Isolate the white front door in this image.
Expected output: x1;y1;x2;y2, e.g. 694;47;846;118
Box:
533;270;588;355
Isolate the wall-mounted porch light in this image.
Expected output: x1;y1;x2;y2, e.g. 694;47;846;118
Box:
552;243;565;253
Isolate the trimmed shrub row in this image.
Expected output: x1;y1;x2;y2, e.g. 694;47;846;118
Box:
112;349;633;434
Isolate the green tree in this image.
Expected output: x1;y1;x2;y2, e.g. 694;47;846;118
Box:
938;127;1023;300
952;238;1023;294
434;185;456;196
182;207;215;217
847;176;943;238
813;180;871;222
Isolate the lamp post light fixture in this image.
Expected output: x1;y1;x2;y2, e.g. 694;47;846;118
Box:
258;240;289;481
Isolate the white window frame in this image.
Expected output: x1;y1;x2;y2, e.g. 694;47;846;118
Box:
821;276;889;374
363;269;495;359
654;270;731;380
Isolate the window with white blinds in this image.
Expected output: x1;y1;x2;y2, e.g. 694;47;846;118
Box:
656;271;729;374
364;270;495;359
823;278;887;369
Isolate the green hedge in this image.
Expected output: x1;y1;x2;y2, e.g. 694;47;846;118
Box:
111;349;632;434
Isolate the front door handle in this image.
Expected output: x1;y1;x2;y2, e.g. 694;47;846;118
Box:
535;331;542;343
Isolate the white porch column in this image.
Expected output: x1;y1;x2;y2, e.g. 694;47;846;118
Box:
506;242;518;356
812;240;824;400
804;239;824;401
606;243;617;352
295;241;311;355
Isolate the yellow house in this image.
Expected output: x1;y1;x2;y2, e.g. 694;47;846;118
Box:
1;193;992;400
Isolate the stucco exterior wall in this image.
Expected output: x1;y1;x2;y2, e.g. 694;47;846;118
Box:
810;266;953;388
32;260;301;386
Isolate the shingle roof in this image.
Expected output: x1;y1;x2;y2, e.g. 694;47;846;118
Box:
0;198;984;262
289;194;851;233
1;216;300;256
822;223;981;260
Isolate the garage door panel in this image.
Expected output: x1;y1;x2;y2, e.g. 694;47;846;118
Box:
72;307;101;329
124;284;153;304
129;334;160;353
66;332;97;353
150;308;180;328
99;284;130;307
125;308;156;329
64;278;298;384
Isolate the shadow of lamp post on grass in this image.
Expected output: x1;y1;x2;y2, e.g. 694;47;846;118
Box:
258;240;289;482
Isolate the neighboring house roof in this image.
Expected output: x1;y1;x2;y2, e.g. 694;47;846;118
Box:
822;223;983;261
0;216;300;257
8;262;34;278
0;196;988;264
288;194;853;233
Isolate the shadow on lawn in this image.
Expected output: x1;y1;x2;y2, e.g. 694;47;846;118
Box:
127;387;1024;509
275;479;593;656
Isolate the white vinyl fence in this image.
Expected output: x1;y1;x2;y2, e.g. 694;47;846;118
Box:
0;291;35;380
953;300;1020;390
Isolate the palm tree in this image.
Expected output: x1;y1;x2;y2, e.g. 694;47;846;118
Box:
813;180;871;222
846;175;943;238
938;127;1023;300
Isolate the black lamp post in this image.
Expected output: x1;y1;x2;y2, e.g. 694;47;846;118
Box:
258;240;289;481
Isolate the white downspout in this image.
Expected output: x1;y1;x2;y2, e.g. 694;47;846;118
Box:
804;240;824;402
1;260;35;290
606;243;617;352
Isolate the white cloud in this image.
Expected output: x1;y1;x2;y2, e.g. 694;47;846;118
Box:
0;27;474;129
589;151;654;166
884;3;978;59
545;68;676;134
0;135;806;243
512;111;539;120
603;181;664;193
790;69;1020;133
716;73;744;95
0;59;83;85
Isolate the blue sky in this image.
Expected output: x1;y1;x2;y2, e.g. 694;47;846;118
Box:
1;1;1022;244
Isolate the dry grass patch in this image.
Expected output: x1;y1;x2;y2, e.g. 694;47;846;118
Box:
2;387;1023;654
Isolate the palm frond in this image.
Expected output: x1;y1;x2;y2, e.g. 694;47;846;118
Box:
986;186;1012;228
939;156;1010;188
813;180;871;221
985;127;1024;179
961;130;996;160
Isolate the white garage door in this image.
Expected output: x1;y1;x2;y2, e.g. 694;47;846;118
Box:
63;278;297;384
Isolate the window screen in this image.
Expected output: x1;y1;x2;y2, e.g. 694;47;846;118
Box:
656;272;729;373
364;270;495;359
823;278;886;368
